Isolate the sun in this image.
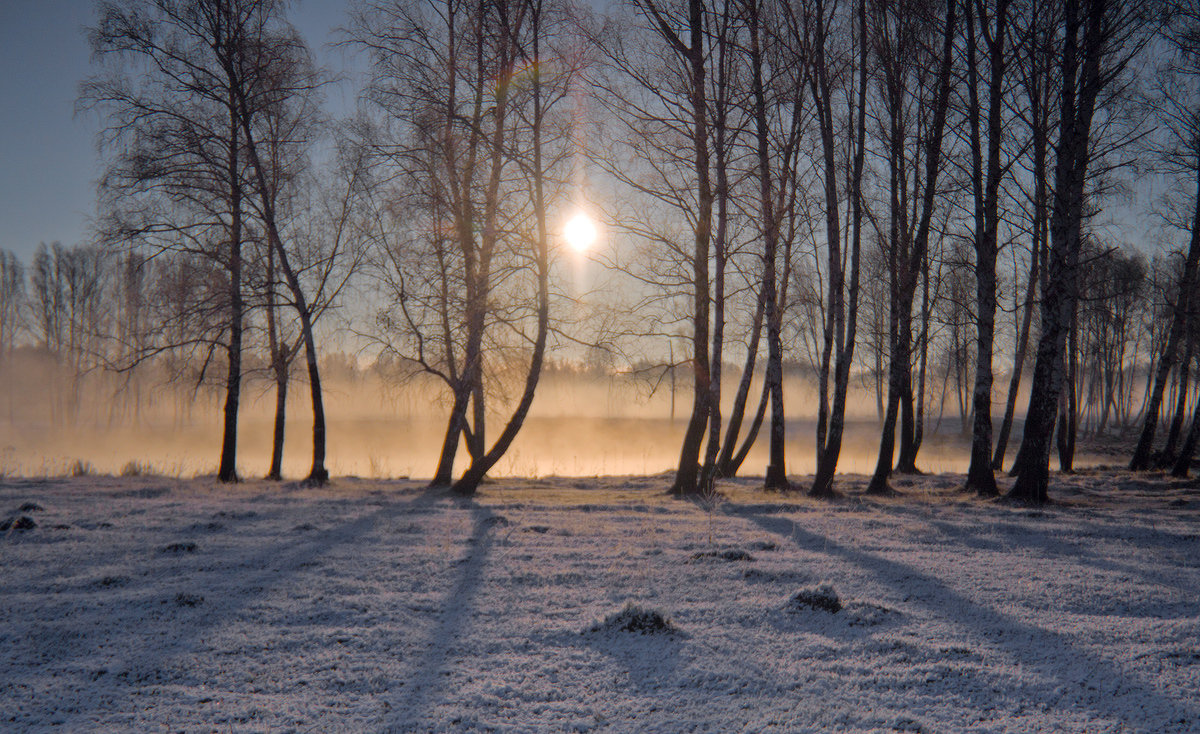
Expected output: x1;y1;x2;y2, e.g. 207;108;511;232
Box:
563;212;597;253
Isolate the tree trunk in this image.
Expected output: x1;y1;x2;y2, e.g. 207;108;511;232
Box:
993;233;1041;470
1057;310;1079;473
869;0;958;491
433;391;470;486
716;289;765;477
1009;0;1107;503
234;94;329;485
701;1;733;491
728;379;771;477
670;0;714;497
894;332;920;474
1161;333;1195;465
965;0;1010;496
268;369;287;480
218;95;243;484
749;0;788;490
265;246;289;481
1170;383;1200;477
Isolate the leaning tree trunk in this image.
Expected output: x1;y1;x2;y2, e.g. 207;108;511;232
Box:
727;381;770;477
432;391;470;486
716;289;765;477
454;13;552;497
1160;333;1195;466
993;232;1041;470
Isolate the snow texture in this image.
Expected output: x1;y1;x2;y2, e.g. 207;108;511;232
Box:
1;469;1198;732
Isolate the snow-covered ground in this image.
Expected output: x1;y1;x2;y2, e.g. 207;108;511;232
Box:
1;469;1197;732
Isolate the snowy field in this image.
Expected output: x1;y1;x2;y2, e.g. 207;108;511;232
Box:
1;469;1198;733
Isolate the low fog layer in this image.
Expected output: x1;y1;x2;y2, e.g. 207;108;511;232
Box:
0;354;1115;479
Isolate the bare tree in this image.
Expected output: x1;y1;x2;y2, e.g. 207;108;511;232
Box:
1009;0;1149;502
991;0;1058;471
0;252;22;363
30;242;110;425
793;0;871;498
1129;0;1200;470
865;0;959;495
230;7;366;484
962;0;1013;496
85;0;268;481
356;0;575;494
587;0;718;495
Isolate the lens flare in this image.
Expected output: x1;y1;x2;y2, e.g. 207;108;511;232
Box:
563;212;597;253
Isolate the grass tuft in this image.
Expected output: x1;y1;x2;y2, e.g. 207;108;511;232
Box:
787;582;843;614
588;602;678;635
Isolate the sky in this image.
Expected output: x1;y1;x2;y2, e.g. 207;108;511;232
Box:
0;0;1158;266
0;0;359;262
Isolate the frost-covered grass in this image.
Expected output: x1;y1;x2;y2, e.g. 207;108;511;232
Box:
1;469;1198;732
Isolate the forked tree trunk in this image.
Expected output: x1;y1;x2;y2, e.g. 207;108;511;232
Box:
235;93;329;485
727;381;771;477
716;290;765;477
454;7;551;496
433;392;470;486
811;0;866;498
867;0;958;494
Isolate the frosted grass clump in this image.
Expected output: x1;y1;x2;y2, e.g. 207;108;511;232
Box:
588;602;678;635
788;582;843;614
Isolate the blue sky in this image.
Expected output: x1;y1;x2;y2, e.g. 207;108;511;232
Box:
0;0;357;261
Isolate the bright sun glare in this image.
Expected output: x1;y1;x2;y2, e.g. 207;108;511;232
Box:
563;212;597;253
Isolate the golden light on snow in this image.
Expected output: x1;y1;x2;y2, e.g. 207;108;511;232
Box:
563;212;597;253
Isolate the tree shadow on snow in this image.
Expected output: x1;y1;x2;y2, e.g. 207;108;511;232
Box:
378;502;500;731
12;483;453;728
729;506;1200;731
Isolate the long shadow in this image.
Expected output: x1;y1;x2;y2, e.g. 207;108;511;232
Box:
923;515;1200;609
857;495;1200;611
727;505;1200;730
9;482;451;728
380;502;496;732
